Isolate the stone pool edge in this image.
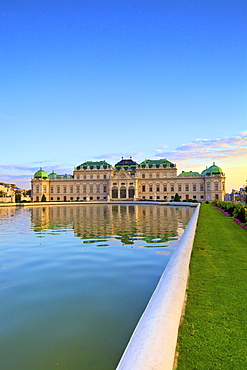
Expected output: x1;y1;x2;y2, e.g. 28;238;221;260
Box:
0;200;199;207
1;200;199;368
115;203;200;370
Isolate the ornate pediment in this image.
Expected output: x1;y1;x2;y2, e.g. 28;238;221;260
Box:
112;168;134;180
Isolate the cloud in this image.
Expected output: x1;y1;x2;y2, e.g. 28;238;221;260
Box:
0;163;74;189
154;132;247;164
0;164;37;171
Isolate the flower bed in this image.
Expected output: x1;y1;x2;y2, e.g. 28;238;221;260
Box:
212;200;247;231
233;218;247;230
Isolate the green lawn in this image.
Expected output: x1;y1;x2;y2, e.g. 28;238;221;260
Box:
176;203;247;370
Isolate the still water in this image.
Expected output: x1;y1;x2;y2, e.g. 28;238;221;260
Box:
0;204;194;369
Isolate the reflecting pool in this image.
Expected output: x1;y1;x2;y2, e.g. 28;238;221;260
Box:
0;204;194;369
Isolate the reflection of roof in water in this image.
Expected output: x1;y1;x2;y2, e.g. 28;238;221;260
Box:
30;205;193;245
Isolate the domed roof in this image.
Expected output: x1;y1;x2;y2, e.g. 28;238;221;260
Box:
115;157;137;170
201;163;223;176
48;171;58;178
34;168;48;178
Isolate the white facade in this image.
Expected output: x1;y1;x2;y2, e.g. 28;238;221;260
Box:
31;159;226;202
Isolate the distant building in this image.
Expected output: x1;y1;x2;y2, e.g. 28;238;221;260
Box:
0;182;15;203
31;159;226;202
225;188;247;203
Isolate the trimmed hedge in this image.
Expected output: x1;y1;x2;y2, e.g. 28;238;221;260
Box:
212;200;247;224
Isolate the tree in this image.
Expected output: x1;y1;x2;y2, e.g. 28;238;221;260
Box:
41;194;46;202
174;193;181;202
15;192;21;203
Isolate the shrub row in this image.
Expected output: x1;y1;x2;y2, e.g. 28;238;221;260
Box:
212;200;247;225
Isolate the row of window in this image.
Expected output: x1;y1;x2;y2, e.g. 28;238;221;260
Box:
35;182;221;194
35;196;108;202
36;185;108;194
75;172;178;180
141;172;174;179
143;195;205;200
140;182;220;192
76;174;108;180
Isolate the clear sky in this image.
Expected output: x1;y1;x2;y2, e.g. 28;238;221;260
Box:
1;0;246;192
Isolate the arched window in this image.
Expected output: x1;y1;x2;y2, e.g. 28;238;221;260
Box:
120;186;126;198
112;187;118;198
128;186;135;198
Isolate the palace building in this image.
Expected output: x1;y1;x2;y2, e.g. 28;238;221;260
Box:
31;158;226;202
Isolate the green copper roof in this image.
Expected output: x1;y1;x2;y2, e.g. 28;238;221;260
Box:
49;173;73;179
59;174;73;179
34;168;48;178
76;160;111;170
178;171;201;177
48;171;58;178
139;159;175;168
201;163;223;176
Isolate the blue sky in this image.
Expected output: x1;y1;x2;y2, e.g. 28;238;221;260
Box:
1;0;246;191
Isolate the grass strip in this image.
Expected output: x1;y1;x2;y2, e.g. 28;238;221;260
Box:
176;203;247;370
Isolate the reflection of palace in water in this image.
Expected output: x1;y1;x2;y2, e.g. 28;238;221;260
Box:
0;207;18;220
30;204;194;244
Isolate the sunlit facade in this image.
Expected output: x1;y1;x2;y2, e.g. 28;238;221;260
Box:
0;182;15;203
31;158;226;202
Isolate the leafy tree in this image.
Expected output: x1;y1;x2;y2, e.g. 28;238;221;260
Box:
15;192;21;203
41;194;46;202
174;193;181;202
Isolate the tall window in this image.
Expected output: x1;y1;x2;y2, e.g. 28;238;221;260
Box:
178;185;181;192
63;186;67;193
193;185;196;191
164;184;167;192
185;185;189;192
57;186;60;193
103;185;107;193
83;186;86;193
142;185;146;192
149;173;152;178
215;183;218;190
90;185;93;193
43;186;47;193
149;185;153;192
70;186;73;193
142;174;145;178
171;185;174;192
207;182;211;191
200;184;204;191
51;186;53;193
76;186;80;193
156;185;160;192
97;185;100;193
